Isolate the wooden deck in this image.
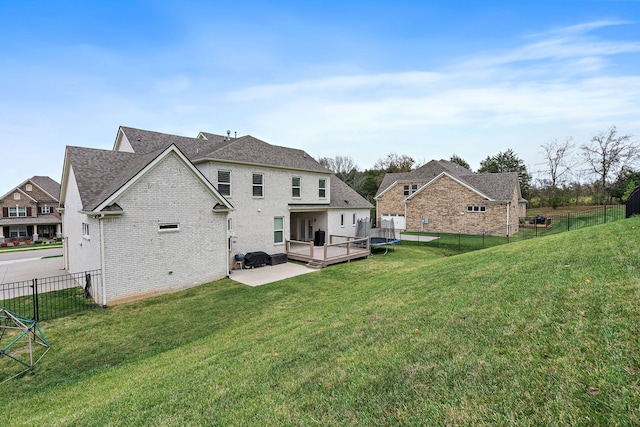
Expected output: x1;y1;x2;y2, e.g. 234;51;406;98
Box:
286;235;370;268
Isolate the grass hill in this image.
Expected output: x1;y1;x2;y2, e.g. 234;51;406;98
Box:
2;217;640;426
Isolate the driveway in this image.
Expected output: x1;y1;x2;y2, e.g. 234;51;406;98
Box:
0;248;65;284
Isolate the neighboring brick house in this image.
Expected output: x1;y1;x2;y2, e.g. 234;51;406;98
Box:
59;144;233;305
0;176;62;241
375;160;527;236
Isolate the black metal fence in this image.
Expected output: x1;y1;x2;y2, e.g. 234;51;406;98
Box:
0;270;100;322
403;205;626;253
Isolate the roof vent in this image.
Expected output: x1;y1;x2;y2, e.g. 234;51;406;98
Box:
226;130;231;141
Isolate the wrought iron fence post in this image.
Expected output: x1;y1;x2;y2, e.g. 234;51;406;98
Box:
604;205;607;224
32;278;39;322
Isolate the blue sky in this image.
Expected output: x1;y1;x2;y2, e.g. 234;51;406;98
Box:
2;0;640;196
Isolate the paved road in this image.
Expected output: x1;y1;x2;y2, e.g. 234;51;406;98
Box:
0;248;65;284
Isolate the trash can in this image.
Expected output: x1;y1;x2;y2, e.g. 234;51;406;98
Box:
314;230;325;246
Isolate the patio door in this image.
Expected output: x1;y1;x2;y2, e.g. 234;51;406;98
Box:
298;219;313;241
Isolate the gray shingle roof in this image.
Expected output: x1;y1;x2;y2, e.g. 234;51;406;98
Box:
120;127;330;173
66;146;156;211
329;176;373;209
30;176;61;201
71;126;370;211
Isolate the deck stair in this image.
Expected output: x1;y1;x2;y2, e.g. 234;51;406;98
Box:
306;260;324;269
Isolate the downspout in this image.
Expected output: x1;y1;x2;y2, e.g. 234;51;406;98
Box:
506;201;510;236
99;214;107;308
225;213;230;278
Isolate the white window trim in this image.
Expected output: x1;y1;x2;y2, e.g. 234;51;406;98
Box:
253;173;264;198
41;205;51;214
274;216;284;245
26;184;32;192
13;193;20;200
319;179;327;199
292;176;301;199
467;205;486;213
9;206;27;217
82;222;90;240
217;170;231;197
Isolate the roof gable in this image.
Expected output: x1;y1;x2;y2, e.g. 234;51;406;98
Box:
95;145;232;213
0;176;61;202
406;172;491;201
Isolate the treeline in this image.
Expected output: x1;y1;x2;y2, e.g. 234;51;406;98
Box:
319;126;640;208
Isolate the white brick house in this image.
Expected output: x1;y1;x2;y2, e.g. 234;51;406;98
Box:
60;126;373;303
113;127;373;260
59;144;233;305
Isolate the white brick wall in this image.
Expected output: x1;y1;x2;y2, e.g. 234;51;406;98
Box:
101;153;228;304
62;165;102;274
203;163;334;257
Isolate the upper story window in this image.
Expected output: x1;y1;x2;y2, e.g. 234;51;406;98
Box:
217;170;231;197
467;205;486;213
9;207;27;217
252;173;264;198
82;222;90;238
404;184;419;196
40;205;51;214
26;184;32;191
13;193;20;200
292;177;301;198
318;179;326;199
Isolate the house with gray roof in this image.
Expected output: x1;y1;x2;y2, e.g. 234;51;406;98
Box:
59;143;233;305
0;176;62;242
375;160;527;236
60;126;373;304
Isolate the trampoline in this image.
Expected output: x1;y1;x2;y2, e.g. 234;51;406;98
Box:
369;236;401;254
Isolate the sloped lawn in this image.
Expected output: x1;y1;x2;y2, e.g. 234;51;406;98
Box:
1;219;639;426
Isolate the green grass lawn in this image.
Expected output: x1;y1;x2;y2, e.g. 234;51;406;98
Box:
2;219;640;426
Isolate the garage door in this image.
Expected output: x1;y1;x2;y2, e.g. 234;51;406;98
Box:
381;214;405;230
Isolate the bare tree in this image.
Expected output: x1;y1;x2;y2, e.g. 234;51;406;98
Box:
318;155;362;191
540;137;575;189
580;126;640;203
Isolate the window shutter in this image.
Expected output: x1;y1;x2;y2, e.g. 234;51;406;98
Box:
26;207;32;216
2;207;7;217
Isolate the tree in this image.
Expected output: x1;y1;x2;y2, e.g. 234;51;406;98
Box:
318;155;363;190
373;153;415;173
538;137;576;207
540;137;575;189
580;126;640;204
478;149;532;199
450;154;471;171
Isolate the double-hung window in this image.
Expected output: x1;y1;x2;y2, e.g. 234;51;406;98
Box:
274;217;284;244
318;179;326;199
252;173;264;198
217;170;231;197
82;222;90;238
292;177;301;198
9;207;27;217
